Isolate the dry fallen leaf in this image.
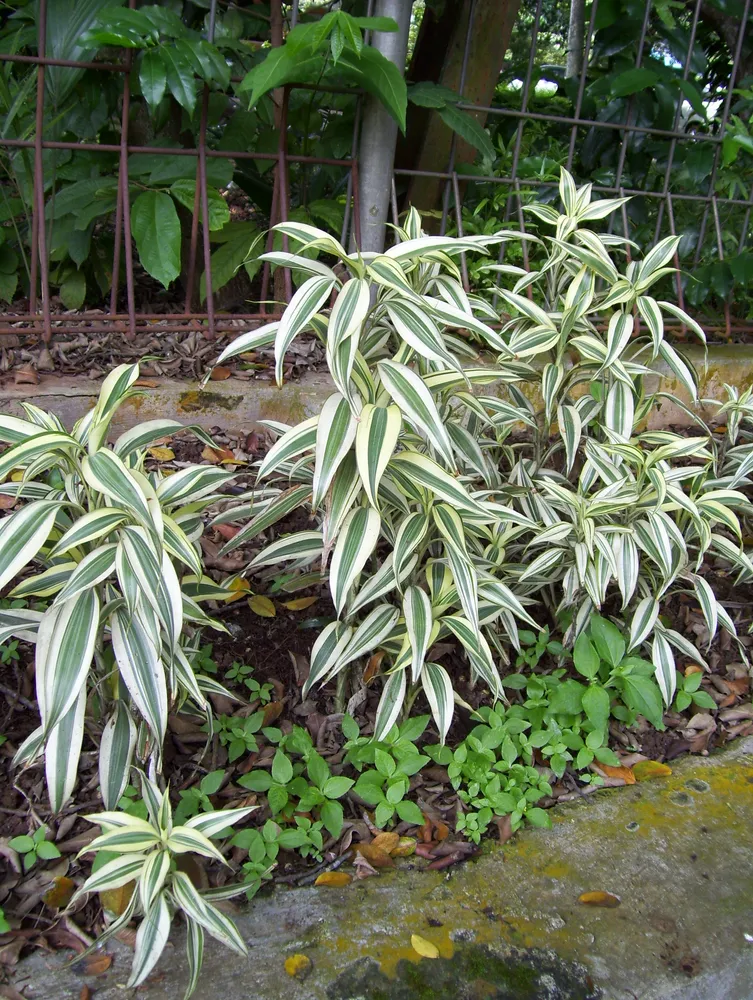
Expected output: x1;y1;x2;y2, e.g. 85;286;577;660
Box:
685;664;704;676
596;763;636;785
14;366;38;385
147;446;175;461
210;366;232;381
282;596;318;611
354;843;394;868
133;378;159;388
284;953;312;979
249;595;276;618
72;952;113;976
411;934;439;959
261;700;284;726
578;891;621;908
80;987;92;1000
363;650;385;684
225;577;251;603
632;760;672;781
314;871;352;888
0;495;17;511
43;875;75;909
371;832;400;854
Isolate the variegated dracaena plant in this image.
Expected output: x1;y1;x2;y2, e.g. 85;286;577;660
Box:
74;773;255;999
0;364;236;811
206;168;752;737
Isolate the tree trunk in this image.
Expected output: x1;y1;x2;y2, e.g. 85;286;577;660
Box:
355;0;413;253
566;0;586;80
396;0;521;215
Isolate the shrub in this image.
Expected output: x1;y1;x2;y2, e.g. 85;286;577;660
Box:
209;169;752;738
0;364;236;811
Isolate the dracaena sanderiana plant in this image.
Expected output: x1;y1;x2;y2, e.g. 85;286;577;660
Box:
207;169;752;739
74;773;254;998
0;364;237;812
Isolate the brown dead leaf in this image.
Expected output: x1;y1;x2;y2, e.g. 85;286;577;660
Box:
314;871;352;887
14;366;39;385
249;595;276;618
685;664;704;676
0;984;29;1000
632;760;672;781
0;495;16;511
363;650;385;684
726;677;750;696
80;987;92;1000
720;703;753;721
370;832;400;854
496;814;514;844
147;446;174;461
596;763;636;785
282;596;318;611
133;378;159;388
43;875;75;909
210;366;232;381
215;524;239;541
579;891;621;908
72;951;112;976
355;843;394;868
352;853;379;879
261;700;284;727
284;953;312;980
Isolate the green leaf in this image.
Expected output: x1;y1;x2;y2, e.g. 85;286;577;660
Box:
395;799;424;825
139;48;167;110
610;67;659;97
322;776;354;799
573;633;600;680
582;685;610;731
59;270;86;310
622;675;664;729
131;191;181;289
170;180;230;232
238;44;322;106
337;46;407;131
547;679;586;716
590;616;626;668
271;749;293;785
320;800;344;838
437;103;495;162
160;46;196;116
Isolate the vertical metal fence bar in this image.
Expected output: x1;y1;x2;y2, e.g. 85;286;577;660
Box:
30;0;51;342
711;196;731;337
566;0;599;172
693;0;752;267
652;0;702;245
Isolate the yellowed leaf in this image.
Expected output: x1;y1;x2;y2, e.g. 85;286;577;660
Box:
314;871;352;887
632;760;672;781
596;763;636;785
282;596;318;611
99;881;134;917
391;837;417;857
225;577;251;603
284;954;312;979
578;891;621;908
10;471;23;482
249;595;276;618
411;934;439;959
43;875;75;909
354;843;394;868
371;832;400;855
148;446;175;461
685;664;704;676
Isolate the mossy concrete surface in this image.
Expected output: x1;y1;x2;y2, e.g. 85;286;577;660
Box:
12;737;753;999
1;345;751;436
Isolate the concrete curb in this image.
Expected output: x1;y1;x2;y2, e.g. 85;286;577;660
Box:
0;345;750;435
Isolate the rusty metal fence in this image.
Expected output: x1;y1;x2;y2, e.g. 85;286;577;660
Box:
1;0;752;342
0;0;361;341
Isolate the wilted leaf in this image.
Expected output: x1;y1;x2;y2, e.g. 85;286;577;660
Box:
391;837;417;857
578;891;621;908
226;578;251;603
411;934;439;959
314;871;352;887
210;366;232;381
284;953;312;979
355;843;394;868
261;700;284;726
282;596;318;611
201;445;240;465
363;650;385;684
249;595;276;618
99;881;134;917
596;763;636;785
0;496;17;511
685;664;704;676
14;366;39;385
133;379;159;388
147;446;175;461
43;875;75;909
72;952;113;976
371;832;400;854
215;524;239;541
632;760;672;781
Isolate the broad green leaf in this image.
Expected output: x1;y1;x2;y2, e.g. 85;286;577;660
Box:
139;48;166;110
131;191;181;289
161;45;196;115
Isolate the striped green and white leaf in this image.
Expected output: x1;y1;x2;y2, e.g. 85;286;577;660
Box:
334;604;399;675
247;531;323;570
389;452;488;518
219;485;311;555
50;508;129;558
373;667;407;742
385;300;461;372
348;551;418;615
127;893;172;989
302;621;353;697
45;683;86;813
171;871;248;957
558;404;582;475
652;630;676;706
422;661;454;744
99;701;137;810
403;586;435;683
274;275;337;385
111;609;167;747
9;561;76;599
256;416;318;480
312;394;358;511
377;361;454;468
355;403;401;508
0;500;62;592
83;451;153;528
329;507;381;614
